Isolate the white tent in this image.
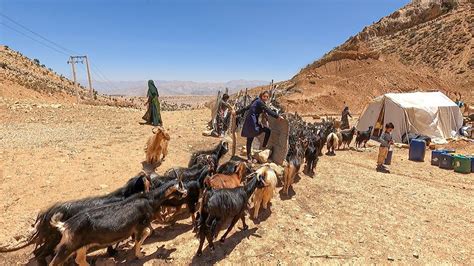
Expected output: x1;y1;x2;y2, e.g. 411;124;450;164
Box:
357;92;463;144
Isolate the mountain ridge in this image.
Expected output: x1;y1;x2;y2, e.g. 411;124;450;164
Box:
254;0;473;114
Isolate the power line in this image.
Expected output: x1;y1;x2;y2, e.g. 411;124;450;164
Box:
1;14;118;92
1;22;70;56
0;13;80;55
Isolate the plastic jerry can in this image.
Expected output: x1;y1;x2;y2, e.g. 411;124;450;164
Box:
385;146;393;165
408;139;426;162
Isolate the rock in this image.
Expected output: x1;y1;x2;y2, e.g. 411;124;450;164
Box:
387;256;395;261
413;252;419;259
99;184;108;189
50;104;62;108
254;149;272;163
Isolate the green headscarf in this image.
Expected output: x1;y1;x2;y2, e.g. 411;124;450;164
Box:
147;80;159;98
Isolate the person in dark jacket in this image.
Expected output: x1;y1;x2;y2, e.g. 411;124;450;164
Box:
340;105;352;130
236;91;282;162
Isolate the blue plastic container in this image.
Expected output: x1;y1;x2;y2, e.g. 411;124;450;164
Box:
431;149;456;166
471;156;474;173
409;139;426;162
439;153;454;170
431;150;445;166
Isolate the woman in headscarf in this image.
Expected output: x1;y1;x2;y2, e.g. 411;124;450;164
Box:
236;90;282;163
142;80;162;126
340;104;352;130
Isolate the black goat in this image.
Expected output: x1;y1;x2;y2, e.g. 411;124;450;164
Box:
195;173;266;256
315;123;334;156
283;134;306;195
216;159;241;175
48;180;187;266
156;159;214;187
303;136;319;177
0;173;151;265
355;126;373;148
187;140;229;169
339;126;357;149
159;165;212;223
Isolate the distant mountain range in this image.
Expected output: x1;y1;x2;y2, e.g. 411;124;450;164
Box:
88;79;269;96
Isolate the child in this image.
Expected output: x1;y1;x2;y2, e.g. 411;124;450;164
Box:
376;122;395;173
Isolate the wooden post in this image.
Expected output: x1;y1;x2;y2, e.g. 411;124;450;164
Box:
244;88;248;106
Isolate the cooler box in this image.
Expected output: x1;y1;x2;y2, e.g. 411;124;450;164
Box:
431;149;456;166
409;139;426;162
453;155;471;174
471;156;474;173
439;153;454;170
431;150;445;166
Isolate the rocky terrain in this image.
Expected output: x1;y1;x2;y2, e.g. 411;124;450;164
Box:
255;0;473;114
1;97;473;265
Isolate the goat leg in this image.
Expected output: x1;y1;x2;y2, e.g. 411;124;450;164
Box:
134;227;151;259
206;230;215;252
220;215;240;242
196;229;206;257
241;213;248;231
75;247;89;266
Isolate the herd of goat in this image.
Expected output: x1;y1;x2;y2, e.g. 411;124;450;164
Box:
0;112;375;265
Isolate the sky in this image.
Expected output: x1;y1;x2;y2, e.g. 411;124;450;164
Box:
1;0;410;83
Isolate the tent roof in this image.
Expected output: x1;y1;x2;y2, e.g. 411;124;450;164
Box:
373;91;457;108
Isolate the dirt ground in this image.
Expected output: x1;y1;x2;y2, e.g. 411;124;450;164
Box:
1;97;473;265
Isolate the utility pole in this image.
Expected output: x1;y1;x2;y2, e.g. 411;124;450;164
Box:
84;55;93;95
67;56;77;83
67;55;94;97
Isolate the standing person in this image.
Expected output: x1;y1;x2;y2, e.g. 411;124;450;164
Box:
376;122;394;173
213;93;233;137
341;104;352;130
237;91;282;163
141;80;162;126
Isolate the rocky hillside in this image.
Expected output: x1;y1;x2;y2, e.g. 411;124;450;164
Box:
264;0;473;114
0;45;91;103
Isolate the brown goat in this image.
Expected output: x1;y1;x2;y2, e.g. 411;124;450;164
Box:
203;162;249;189
145;126;170;165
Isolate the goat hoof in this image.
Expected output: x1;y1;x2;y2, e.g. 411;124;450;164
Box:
219;237;225;243
196;251;202;257
242;225;249;231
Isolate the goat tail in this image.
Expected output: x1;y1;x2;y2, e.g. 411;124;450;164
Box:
50;213;66;233
0;219;40;252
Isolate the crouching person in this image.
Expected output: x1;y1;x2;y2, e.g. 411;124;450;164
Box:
376;122;394;173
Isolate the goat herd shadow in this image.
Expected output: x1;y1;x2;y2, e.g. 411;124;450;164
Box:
33;150;369;265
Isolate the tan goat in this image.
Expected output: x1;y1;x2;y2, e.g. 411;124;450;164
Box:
145;126;170;165
252;165;277;219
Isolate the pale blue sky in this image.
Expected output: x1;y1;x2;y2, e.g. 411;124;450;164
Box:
1;0;410;82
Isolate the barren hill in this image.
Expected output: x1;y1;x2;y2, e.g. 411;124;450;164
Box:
263;0;473;114
0;45;91;103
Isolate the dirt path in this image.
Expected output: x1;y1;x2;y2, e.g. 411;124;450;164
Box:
1;98;473;265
